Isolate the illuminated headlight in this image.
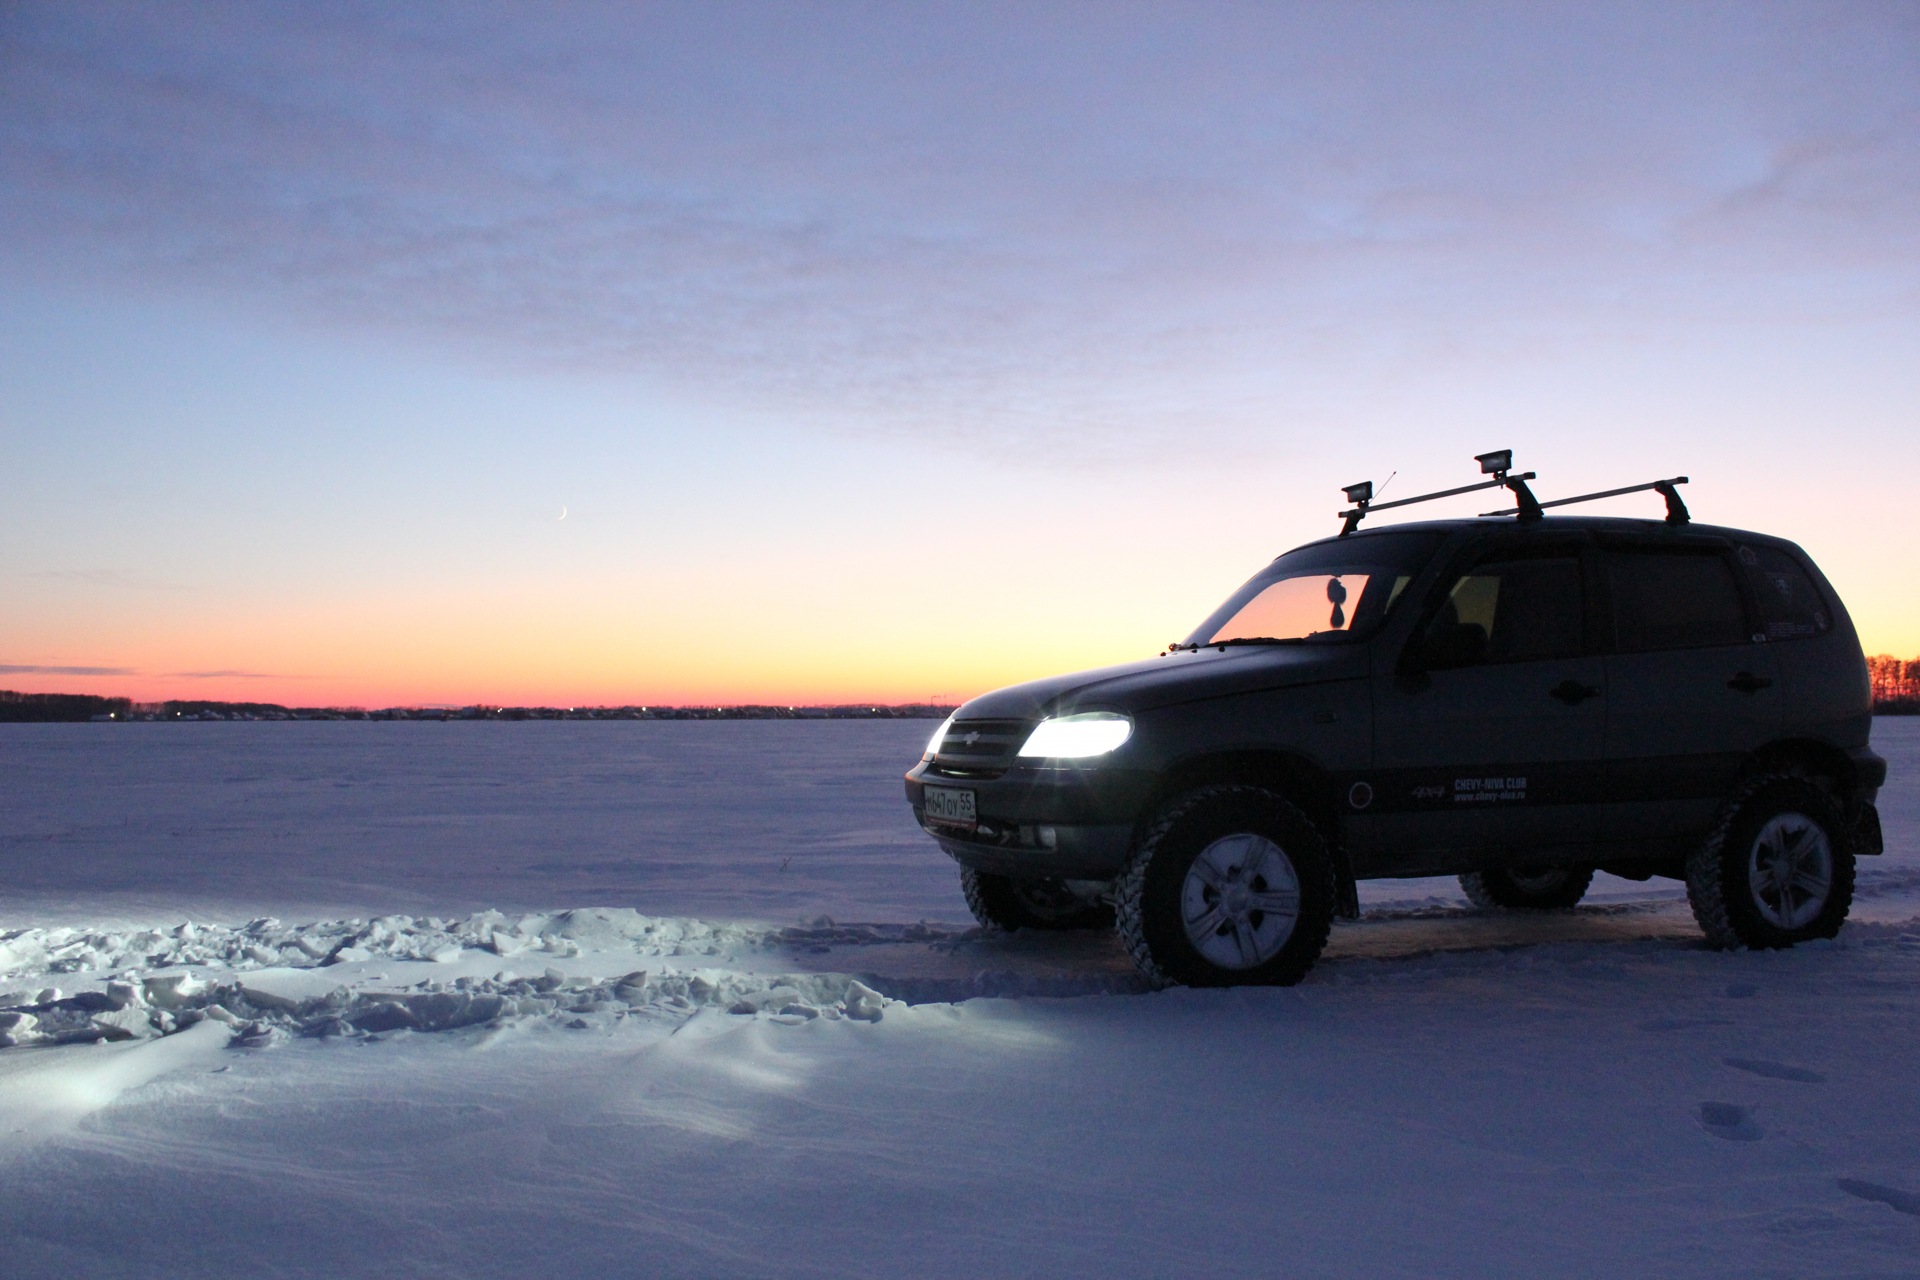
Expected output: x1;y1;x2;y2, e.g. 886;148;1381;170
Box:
922;713;956;761
1018;712;1133;760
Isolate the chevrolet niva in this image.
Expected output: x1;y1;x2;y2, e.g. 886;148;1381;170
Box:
904;452;1887;987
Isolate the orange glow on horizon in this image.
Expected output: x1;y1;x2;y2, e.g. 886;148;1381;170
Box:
9;586;1916;710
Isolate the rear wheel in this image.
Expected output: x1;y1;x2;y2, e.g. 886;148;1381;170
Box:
1115;785;1335;987
1459;865;1593;910
959;867;1112;931
1687;774;1854;949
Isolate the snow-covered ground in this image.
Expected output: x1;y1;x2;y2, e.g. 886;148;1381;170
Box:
3;719;1917;1277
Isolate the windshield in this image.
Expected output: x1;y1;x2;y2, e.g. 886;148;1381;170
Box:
1182;531;1445;647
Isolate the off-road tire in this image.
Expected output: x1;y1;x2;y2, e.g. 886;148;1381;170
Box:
1459;865;1594;910
1686;773;1854;950
1115;785;1336;988
959;867;1113;932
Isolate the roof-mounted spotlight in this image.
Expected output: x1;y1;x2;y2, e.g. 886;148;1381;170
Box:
1475;449;1513;477
1336;480;1375;535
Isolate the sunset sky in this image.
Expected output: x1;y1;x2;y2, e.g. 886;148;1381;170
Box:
3;2;1916;707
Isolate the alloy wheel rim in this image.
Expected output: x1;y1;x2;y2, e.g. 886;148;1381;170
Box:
1746;811;1832;930
1180;833;1300;970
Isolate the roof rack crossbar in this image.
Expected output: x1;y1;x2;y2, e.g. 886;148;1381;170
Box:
1337;465;1537;535
1478;476;1690;524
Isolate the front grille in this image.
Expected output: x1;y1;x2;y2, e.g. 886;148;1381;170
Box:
929;718;1030;779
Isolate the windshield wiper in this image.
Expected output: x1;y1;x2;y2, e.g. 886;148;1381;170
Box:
1171;636;1309;651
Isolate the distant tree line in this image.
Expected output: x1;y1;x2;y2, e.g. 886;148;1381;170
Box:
0;691;133;722
1869;655;1920;715
0;691;955;722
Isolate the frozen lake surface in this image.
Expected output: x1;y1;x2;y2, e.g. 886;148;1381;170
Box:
0;720;963;927
2;719;1917;1277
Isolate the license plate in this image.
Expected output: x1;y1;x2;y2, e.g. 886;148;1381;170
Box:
923;786;977;828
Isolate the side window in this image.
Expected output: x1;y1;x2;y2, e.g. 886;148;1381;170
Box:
1419;555;1585;668
1605;549;1748;652
1738;544;1831;640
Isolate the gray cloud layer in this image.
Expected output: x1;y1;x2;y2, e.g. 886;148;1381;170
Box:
0;664;137;677
2;2;1915;448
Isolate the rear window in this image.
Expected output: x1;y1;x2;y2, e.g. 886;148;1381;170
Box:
1605;549;1748;652
1738;544;1831;640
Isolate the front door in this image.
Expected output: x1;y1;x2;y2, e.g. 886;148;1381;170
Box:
1359;535;1610;875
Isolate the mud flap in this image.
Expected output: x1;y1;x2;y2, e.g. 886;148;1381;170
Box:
1852;800;1884;857
1334;851;1361;920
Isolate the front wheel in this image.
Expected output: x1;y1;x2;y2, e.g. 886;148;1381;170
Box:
1459;864;1593;910
1115;785;1336;987
1686;774;1854;949
960;868;1113;931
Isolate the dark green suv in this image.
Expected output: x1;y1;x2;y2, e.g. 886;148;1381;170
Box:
904;454;1886;987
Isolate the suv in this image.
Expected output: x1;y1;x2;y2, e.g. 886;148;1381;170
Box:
904;453;1887;987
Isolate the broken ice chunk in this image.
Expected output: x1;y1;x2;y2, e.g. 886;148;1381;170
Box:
843;980;891;1023
143;973;205;1008
237;982;305;1014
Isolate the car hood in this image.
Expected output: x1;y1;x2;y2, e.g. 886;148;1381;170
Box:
956;644;1370;721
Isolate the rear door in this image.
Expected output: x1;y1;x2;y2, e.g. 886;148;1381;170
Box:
1600;538;1781;845
1363;532;1609;872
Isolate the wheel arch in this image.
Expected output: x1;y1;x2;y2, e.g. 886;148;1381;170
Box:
1743;738;1861;801
1141;748;1358;917
1149;748;1336;830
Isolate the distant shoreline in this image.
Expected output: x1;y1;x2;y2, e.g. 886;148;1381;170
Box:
0;690;954;723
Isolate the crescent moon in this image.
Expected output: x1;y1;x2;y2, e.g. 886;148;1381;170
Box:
557;506;568;521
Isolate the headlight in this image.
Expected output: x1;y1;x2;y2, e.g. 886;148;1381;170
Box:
1018;712;1132;759
922;713;956;761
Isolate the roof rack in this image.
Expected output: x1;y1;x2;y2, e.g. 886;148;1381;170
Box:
1337;450;1539;536
1479;476;1689;524
1337;451;1689;535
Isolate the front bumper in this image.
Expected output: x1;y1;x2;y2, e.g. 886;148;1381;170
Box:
903;760;1153;880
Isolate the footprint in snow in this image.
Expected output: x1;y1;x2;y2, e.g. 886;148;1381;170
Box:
1698;1101;1763;1142
1640;1017;1733;1032
1723;1056;1826;1084
1724;982;1759;999
1838;1179;1920;1217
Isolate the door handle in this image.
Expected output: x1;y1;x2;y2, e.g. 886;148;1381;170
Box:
1549;679;1602;705
1727;671;1774;694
